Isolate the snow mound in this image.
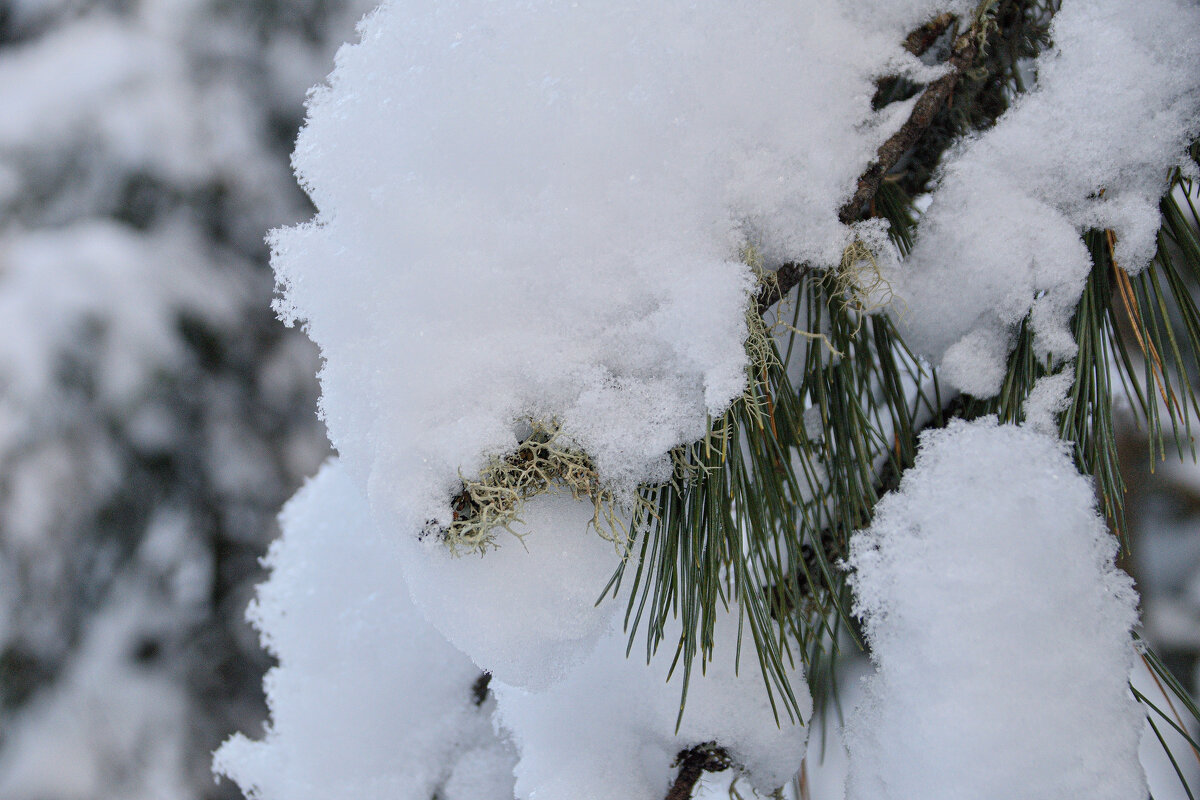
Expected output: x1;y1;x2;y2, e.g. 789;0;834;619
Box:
494;601;810;800
273;0;966;542
845;418;1145;800
213;461;515;800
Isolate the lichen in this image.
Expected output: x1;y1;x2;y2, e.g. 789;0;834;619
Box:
442;419;627;555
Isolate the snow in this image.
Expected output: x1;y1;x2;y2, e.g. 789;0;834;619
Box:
845;418;1146;800
212;0;1200;798
1023;368;1075;434
213;460;516;800
271;0;969;545
227;2;974;794
494;602;810;800
400;491;625;690
894;0;1200;396
217;460;809;800
257;10;974;770
806;653;1200;800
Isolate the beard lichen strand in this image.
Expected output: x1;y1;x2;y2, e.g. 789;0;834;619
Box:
439;419;624;555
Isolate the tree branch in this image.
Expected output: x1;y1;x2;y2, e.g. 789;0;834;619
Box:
903;12;956;56
755;260;814;314
838;28;982;226
666;743;732;800
757;17;987;315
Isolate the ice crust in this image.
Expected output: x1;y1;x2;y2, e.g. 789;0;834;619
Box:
845;419;1145;800
895;0;1200;396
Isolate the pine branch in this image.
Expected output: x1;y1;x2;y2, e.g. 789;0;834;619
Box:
840;22;984;225
903;12;955;56
757;12;990;314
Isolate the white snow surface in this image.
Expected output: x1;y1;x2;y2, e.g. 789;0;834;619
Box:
399;491;626;690
213;460;517;800
894;0;1200;396
272;0;967;544
219;1;1198;798
845;418;1145;800
494;604;810;800
216;459;810;800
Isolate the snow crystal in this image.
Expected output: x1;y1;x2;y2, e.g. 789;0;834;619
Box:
845;418;1145;800
493;601;810;800
213;461;515;800
895;0;1200;396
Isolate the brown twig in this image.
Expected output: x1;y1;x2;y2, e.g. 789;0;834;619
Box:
755;261;813;313
838;26;983;226
903;11;956;56
665;744;732;800
757;17;987;316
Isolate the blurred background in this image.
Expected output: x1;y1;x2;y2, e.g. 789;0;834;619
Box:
0;1;373;797
0;2;1195;799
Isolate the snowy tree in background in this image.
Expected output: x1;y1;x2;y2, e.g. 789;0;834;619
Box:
0;1;375;798
207;1;1200;799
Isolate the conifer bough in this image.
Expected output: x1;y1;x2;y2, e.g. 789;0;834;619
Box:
213;0;1200;798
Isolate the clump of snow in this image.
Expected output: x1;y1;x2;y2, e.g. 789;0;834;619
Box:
845;418;1145;800
798;653;1197;800
213;460;516;800
1023;368;1075;434
894;0;1200;396
273;0;967;545
493;601;810;800
216;459;809;800
401;491;624;690
270;0;975;710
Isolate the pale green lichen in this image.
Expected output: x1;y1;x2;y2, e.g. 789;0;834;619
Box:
443;419;628;555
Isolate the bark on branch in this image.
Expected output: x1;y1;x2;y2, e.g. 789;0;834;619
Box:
838;28;982;226
665;744;732;800
902;12;956;56
756;17;986;315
